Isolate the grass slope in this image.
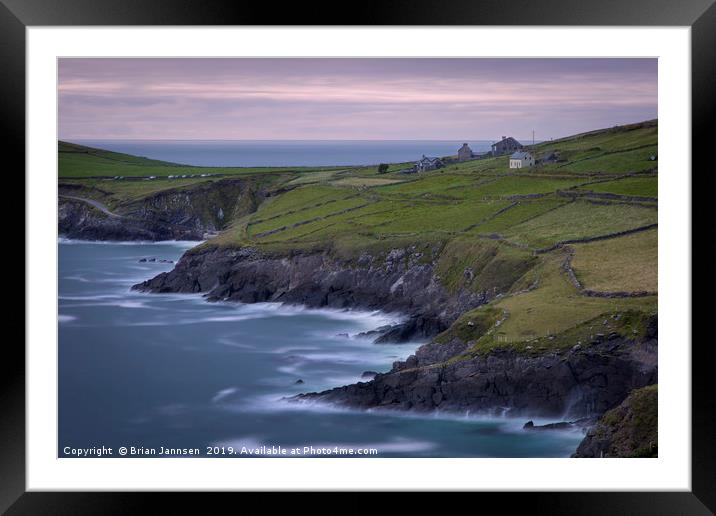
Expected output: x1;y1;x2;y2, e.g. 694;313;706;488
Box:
59;140;339;179
60;120;659;352
570;228;657;293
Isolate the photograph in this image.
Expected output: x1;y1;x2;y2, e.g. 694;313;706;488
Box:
57;57;659;460
4;1;707;505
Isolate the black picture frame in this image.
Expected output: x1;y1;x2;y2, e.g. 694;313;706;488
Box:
3;0;711;511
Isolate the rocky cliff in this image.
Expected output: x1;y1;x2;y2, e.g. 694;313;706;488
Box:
58;178;262;241
293;324;657;418
59;197;205;241
132;236;658;454
133;244;491;342
134;241;657;425
573;384;658;457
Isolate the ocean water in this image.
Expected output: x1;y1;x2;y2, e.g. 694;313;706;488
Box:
58;241;583;458
70;140;495;168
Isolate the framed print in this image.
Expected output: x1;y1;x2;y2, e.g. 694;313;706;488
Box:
4;0;712;511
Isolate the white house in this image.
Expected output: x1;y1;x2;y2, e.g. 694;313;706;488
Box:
415;155;444;173
509;151;534;169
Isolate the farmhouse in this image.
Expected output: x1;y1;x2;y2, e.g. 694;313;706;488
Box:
457;143;474;161
509;151;534;169
491;136;523;156
415;155;444;172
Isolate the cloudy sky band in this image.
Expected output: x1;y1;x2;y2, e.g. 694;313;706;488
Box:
58;58;658;141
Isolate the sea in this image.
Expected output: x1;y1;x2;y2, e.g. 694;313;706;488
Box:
69;140;496;168
58;240;584;458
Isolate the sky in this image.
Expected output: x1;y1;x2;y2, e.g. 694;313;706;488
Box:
58;58;657;141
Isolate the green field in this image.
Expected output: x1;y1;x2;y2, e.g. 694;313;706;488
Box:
501;200;657;249
571;228;657;293
542;145;658;174
437;249;657;355
58;141;339;179
59;119;658;354
576;176;658;198
490;250;656;343
469;198;567;234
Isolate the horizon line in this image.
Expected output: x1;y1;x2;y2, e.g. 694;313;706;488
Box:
61;138;544;143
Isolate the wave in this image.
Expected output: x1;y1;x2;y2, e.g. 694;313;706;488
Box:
237;393;583;438
221;302;405;332
211;387;239;404
120;300;405;332
60;294;125;300
58;314;77;323
59;237;200;248
59;294;159;310
216;337;255;350
63;275;92;283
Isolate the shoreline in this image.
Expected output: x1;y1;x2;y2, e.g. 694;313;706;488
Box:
57;120;659;458
60;223;657;458
61;240;583;455
59;236;202;246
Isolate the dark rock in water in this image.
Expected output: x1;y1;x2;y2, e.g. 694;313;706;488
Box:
373;315;445;344
568;416;599;429
295;379;304;385
355;325;394;340
148;258;156;262
336;333;349;338
138;258;147;263
523;420;573;431
361;371;379;380
159;259;174;264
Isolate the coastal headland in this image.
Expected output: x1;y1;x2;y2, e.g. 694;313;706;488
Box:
60;120;659;457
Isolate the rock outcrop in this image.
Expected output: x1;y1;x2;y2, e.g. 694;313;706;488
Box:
293;323;657;419
58;178;262;241
573;384;658;457
133;245;490;342
134;242;657;425
59;198;205;241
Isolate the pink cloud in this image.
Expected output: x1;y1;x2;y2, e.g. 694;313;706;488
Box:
58;58;657;140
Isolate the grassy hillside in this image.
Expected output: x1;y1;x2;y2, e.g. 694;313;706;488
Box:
58;140;343;179
208;121;657;252
60;120;658;350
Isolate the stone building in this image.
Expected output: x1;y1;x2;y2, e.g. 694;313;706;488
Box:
457;143;474;161
491;136;523;156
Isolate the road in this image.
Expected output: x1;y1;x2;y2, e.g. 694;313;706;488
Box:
59;195;122;218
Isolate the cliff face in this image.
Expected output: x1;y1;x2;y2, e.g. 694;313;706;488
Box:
133;245;491;341
573;384;658;457
117;179;261;233
294;332;657;418
58;178;262;241
134;243;657;421
59;198;205;241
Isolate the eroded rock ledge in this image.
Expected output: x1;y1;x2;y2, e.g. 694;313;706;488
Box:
59;178;262;241
573;384;658;457
133;245;490;342
293;324;657;419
